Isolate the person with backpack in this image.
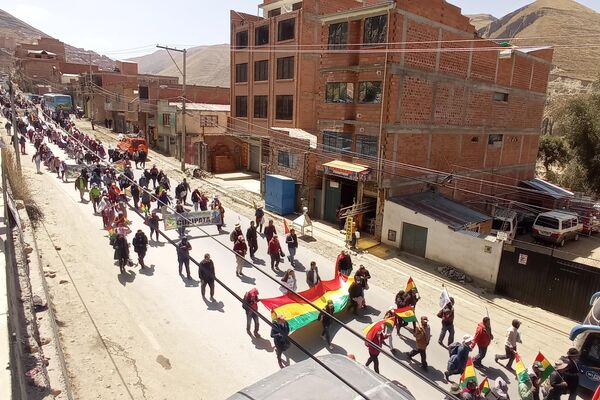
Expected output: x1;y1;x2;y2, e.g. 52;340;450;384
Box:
444;335;474;381
438;297;455;347
132;229;148;269
243;288;260;336
177;238;192;279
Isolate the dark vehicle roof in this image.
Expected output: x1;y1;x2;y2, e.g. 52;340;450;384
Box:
227;354;416;400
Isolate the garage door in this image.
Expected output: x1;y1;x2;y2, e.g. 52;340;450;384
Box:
401;223;428;258
249;144;260;172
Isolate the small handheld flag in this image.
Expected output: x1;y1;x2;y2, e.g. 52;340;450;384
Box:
405;276;417;292
283;219;290;235
515;353;531;384
478;377;491;397
459;357;477;388
534;352;555;383
395;306;418;323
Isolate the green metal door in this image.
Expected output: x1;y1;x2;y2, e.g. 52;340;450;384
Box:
324;180;342;223
401;222;428;258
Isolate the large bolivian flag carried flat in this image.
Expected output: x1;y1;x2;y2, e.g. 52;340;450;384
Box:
261;275;354;333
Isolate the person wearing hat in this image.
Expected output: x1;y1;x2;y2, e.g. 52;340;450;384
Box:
495;319;522;370
491;377;510;400
255;206;265;233
444;383;463;400
230;222;243;243
527;361;545;400
271;314;290;369
406;315;431;371
233;235;248;277
445;334;473;381
563;348;580;400
462;381;481;400
544;360;568;399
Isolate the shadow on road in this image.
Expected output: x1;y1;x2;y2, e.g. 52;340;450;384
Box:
291;260;306;272
240;275;256;285
139;264;155;276
182;276;199;287
148;240;166;248
250;334;274;352
204;298;225;313
118;270;136;286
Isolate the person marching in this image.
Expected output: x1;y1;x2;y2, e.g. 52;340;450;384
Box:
406;316;432;371
74;172;86;202
471;317;493;368
335;249;353;276
147;211;161;242
268;234;283;272
233;235;248;277
177;237;192;279
32;150;42;174
306;261;321;288
130;183;140;209
280;269;297;293
444;335;474;381
242;288;260;336
563;348;580;400
285;228;298;267
319;299;335;349
198;253;216;301
438;297;455;347
494;319;521;370
246;221;258;259
112;233;129;274
264;219;277;243
271;315;291;369
255;206;265;233
365;328;385;374
132;229;148;269
191;188;201;211
89;184;102;214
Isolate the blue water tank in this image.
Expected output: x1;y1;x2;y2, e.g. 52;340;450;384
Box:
265;174;296;215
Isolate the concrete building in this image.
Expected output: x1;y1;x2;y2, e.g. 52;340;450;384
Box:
230;0;552;240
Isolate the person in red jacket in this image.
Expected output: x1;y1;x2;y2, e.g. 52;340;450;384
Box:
267;235;282;272
365;330;385;374
233;235;248;277
471;316;493;368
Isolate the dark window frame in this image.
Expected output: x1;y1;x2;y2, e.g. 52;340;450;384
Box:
488;133;504;146
363;15;387;45
323;131;352;154
255;25;269;46
235;96;248;118
253;95;268;119
356;135;378;157
275;95;293;120
235;30;248;49
278;150;292;168
268;8;281;18
138;86;149;100
278;18;295;41
199;115;219;127
358;81;382;104
328;22;348;49
493;91;509;102
254;60;269;82
235;63;248;83
325;82;354;103
276;56;294;80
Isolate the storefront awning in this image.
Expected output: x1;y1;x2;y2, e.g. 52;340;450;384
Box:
323;160;370;181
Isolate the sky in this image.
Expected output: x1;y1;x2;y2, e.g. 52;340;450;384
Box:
4;0;600;58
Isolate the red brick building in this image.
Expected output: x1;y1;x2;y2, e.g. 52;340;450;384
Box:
232;0;553;238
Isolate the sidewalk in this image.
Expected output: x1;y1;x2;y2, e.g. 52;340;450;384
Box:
0;150;12;400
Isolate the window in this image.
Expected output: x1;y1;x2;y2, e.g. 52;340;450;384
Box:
254;60;268;81
276;56;294;80
278;18;295;41
292;2;302;10
276;95;293;120
494;91;509;102
471;136;479;143
356;135;378;157
255;25;269;46
254;95;268;119
278;150;292;168
387;229;397;242
364;15;387;44
581;334;600;369
199;115;218;127
323;131;352;153
488;134;504;146
139;86;149;100
326;83;354;103
235;96;248;117
162;113;171;126
328;22;348;49
235;63;248;83
268;8;281;18
535;216;559;230
235;30;248;49
358;81;382;103
562;219;572;229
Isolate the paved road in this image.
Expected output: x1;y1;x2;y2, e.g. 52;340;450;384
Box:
16;114;584;399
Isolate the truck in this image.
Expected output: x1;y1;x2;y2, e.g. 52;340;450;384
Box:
117;135;148;156
491;207;518;242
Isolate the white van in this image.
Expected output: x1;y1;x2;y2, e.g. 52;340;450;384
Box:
532;211;582;247
491;208;518;242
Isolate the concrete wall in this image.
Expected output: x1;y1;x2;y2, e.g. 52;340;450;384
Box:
381;199;503;286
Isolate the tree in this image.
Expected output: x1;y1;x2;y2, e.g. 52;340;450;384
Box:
556;84;600;195
537;134;570;176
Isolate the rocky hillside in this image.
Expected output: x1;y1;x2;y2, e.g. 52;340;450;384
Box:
473;0;600;97
128;44;230;87
466;14;498;31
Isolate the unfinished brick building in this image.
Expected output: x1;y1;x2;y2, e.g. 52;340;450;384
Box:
231;0;552;238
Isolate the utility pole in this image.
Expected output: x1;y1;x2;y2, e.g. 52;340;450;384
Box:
156;45;186;171
8;72;21;173
89;54;95;130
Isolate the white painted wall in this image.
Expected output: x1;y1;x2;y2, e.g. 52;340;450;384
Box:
381;200;503;286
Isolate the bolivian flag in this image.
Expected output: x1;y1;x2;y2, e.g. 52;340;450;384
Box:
363;317;395;341
261;275;354;333
459;357;477;388
534;352;555;383
405;276;417;292
478;377;491;397
395;306;418;323
515;353;531;384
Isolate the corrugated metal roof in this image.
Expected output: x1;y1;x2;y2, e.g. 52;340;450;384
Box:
520;178;574;199
272;127;317;149
169;102;230;112
322;160;369;173
390;191;491;231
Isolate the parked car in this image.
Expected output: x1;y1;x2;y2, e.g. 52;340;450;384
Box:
531;211;582;247
226;354;417;400
491;207;518;242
